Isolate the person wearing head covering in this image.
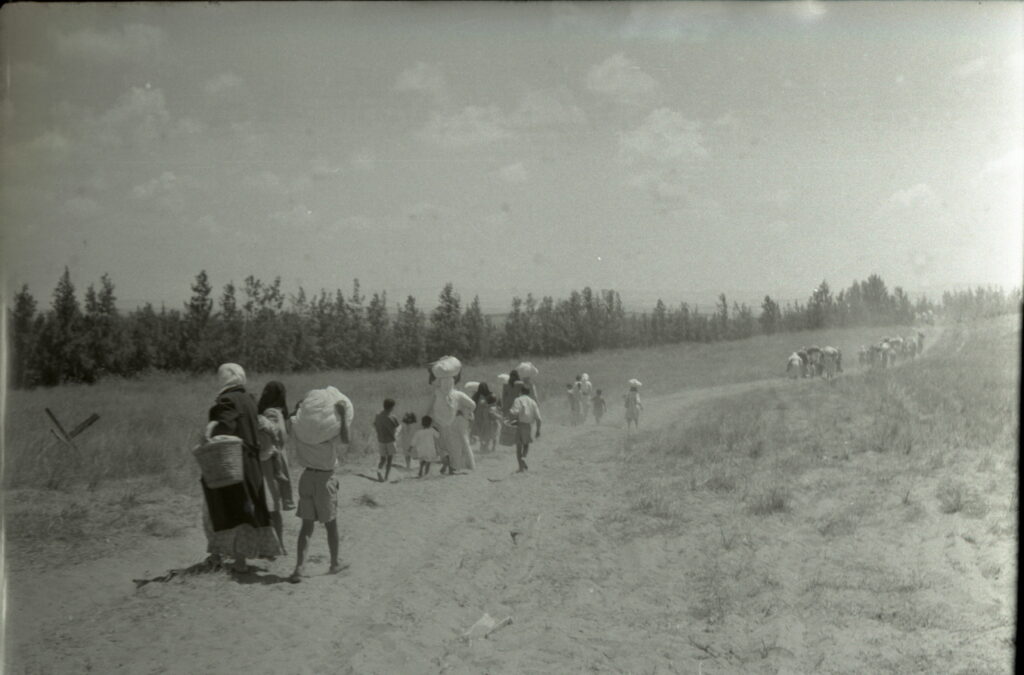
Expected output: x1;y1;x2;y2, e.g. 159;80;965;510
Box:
256;381;294;548
471;382;497;452
498;369;521;448
624;381;643;432
427;365;476;474
579;373;593;422
203;364;284;572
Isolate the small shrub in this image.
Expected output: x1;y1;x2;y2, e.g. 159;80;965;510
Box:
704;469;737;493
747;485;790;515
634;481;673;518
354;493;380;508
937;480;966;514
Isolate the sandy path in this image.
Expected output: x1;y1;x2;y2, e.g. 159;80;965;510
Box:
8;337;963;674
6;369;797;675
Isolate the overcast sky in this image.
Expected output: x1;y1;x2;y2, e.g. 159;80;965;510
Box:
1;2;1021;313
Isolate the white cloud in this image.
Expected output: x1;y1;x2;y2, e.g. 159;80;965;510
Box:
585;53;658;103
1007;50;1023;73
270;204;316;229
953;57;987;79
26;130;71;155
404;202;442;224
310;157;342;180
63;196;100;218
350;150;376;171
55;24;164;62
132;171;178;199
979;147;1023;180
713;110;740;128
620;108;707;162
95;86;171;147
132;171;186;212
396;62;447;100
889;183;937;208
204;72;243;95
767;188;793;207
242;170;284;193
498;162;529;183
420;106;510;147
621;3;726;42
507;88;587;129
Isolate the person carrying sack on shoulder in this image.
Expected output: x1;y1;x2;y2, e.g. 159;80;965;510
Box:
509;381;542;473
290;389;352;581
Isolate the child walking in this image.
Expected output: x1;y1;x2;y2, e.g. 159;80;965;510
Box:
396;412;418;468
412;415;441;478
509;381;542;472
625;381;643;432
591;389;607;424
373;398;400;482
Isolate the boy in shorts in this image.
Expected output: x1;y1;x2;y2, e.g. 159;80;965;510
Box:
509;381;542;472
373;398;400;482
290;399;349;581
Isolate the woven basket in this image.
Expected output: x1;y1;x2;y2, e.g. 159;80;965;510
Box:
193;435;244;488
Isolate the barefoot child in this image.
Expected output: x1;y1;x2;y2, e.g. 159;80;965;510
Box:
509;381;542;472
290;391;351;581
412;415;441;477
373;398;400;482
624;380;643;432
396;412;417;468
591;389;606;424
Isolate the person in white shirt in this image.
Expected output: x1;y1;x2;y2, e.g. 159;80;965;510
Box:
290;399;349;582
508;381;542;472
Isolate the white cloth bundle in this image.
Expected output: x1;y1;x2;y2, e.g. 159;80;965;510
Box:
515;362;539;379
628;378;642;388
463;381;480;395
292;386;354;445
497;373;510;384
431;356;462;378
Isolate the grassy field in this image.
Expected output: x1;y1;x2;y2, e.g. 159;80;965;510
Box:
607;316;1018;672
3;324;912;493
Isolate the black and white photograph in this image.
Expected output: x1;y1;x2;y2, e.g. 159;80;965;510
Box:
1;2;1020;673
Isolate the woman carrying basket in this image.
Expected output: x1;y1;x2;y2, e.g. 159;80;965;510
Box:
201;363;284;573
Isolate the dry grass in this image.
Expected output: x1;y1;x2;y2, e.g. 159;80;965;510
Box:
4;323;899;492
615;316;1019;673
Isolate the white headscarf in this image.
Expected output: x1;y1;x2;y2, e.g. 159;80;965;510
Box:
217;363;246;394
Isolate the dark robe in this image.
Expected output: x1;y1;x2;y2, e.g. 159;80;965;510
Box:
202;386;272;532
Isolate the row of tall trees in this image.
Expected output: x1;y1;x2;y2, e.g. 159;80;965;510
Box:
8;269;1016;388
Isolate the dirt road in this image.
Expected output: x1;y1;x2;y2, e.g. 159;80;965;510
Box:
6;331;1013;674
5;375;790;675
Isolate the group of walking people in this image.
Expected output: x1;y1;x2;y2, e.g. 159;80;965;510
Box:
201;363;350;582
197;358;548;580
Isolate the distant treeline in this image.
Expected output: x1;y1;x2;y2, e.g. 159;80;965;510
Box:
6;269;1020;388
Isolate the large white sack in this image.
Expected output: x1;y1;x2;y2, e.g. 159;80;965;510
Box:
463;381;480;395
431;356;462;378
515;362;539;379
292;386;354;445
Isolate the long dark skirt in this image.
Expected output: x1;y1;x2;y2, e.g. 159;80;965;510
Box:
201;449;282;559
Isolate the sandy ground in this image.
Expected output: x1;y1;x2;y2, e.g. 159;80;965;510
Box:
3;340;1016;674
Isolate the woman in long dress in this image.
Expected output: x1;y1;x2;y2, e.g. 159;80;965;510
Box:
471;382;497;452
426;358;477;473
202;363;284;572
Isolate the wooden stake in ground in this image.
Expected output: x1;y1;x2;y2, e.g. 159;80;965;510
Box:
44;408;100;451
